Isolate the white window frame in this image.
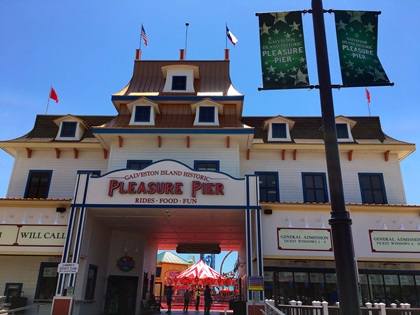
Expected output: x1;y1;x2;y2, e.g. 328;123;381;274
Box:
263;116;294;142
191;99;223;126
335;117;356;142
127;98;160;126
54;115;85;141
161;65;199;93
269;122;291;141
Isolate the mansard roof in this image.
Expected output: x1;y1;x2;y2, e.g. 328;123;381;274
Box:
102;103;245;129
2;114;413;149
4;114;113;143
240;116;410;145
113;59;240;97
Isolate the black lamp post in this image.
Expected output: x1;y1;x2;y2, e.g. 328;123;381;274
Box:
311;1;361;315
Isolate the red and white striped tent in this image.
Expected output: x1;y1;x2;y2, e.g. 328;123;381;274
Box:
165;260;235;287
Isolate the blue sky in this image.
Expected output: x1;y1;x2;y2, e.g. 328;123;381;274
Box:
1;0;419;207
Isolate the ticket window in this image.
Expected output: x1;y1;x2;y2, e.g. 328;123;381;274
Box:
4;283;23;304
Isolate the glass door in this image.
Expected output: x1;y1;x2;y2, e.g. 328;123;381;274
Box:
400;275;418;307
384;275;400;305
309;273;325;302
278;272;294;304
294;272;310;304
325;273;338;305
368;274;385;304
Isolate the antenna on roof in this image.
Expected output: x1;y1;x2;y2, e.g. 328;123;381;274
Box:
185;22;189;59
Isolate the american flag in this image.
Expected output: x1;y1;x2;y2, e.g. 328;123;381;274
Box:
141;24;148;47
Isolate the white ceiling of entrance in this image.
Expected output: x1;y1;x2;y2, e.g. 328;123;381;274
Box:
88;207;245;251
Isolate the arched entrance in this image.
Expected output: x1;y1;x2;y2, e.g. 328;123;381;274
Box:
52;161;261;315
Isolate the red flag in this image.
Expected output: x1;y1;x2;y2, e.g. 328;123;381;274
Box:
365;88;371;103
50;87;59;103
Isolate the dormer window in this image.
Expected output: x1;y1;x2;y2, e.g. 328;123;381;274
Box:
336;123;349;139
134;106;151;123
191;99;222;126
127;98;160;126
54;115;85;141
272;123;287;139
60;122;77;137
172;76;187;91
335;116;356;142
264;116;294;142
162;65;199;93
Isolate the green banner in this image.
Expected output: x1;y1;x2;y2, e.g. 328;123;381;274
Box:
334;10;391;87
258;11;310;90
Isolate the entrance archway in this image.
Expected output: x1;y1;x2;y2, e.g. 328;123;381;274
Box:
53;161;260;315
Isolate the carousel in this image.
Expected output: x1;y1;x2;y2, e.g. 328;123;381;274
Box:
164;260;236;304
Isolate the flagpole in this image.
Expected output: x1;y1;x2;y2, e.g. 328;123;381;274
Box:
139;24;143;50
225;23;228;50
45;86;51;114
185;22;189;59
365;88;371;116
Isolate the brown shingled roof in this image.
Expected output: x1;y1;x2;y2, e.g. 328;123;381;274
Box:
7;114;113;143
1;114;413;147
240;116;410;145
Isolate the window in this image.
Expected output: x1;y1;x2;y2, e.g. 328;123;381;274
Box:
194;161;220;172
134;106;151;122
127;98;160;126
272;123;287;139
172;76;187;90
256;172;279;202
302;173;329;202
85;264;98;300
35;262;58;300
198;106;215;123
336;123;349;139
24;170;52;198
127;160;152;170
191;100;221;126
266;119;292;141
60;122;77;137
156;267;162;278
162;65;198;93
359;173;387;204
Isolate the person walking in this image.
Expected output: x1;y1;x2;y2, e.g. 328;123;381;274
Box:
204;285;212;315
183;290;192;312
195;289;201;310
165;286;174;314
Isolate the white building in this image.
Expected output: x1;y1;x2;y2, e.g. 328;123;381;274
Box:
0;48;418;315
